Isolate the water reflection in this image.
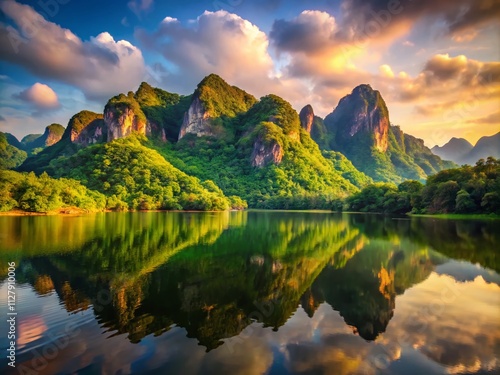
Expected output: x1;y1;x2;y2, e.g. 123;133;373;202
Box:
0;212;499;374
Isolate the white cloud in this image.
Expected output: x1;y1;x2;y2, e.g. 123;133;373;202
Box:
135;10;277;97
15;83;60;109
0;0;146;100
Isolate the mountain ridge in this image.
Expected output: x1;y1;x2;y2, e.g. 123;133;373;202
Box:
5;73;496;212
432;133;500;165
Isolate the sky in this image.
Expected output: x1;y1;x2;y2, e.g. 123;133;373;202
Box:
0;0;499;147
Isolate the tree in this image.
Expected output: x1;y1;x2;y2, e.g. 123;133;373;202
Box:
455;190;476;213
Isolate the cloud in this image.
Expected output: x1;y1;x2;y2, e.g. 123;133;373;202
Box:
399;54;500;102
0;0;146;100
14;82;60;110
469;110;500;125
135;10;279;97
0;114;5;121
340;0;500;43
270;10;366;77
128;0;154;19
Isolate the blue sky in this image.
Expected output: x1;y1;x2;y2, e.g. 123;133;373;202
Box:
0;0;499;146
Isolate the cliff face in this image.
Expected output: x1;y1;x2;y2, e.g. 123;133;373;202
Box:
74;119;106;146
299;105;314;134
43;124;65;147
178;96;212;140
63;111;105;146
251;135;283;167
105;105;146;141
325;84;390;152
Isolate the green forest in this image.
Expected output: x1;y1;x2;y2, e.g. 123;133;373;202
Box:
1;75;498;215
342;157;500;215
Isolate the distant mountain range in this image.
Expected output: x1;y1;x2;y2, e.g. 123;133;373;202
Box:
432;133;500;165
1;74;497;210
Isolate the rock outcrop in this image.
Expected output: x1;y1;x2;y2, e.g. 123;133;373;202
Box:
74;119;105;146
42;124;65;147
105;105;146;141
178;96;212;140
299;105;314;134
325;84;390;152
251;135;283;167
63;111;106;146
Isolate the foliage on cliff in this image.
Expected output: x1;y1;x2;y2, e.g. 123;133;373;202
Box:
196;74;257;120
134;82;191;141
157;94;366;209
316;85;455;184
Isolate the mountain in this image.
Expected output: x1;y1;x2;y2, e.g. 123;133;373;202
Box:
431;137;473;164
12;75;477;212
313;84;455;183
432;133;500;165
21;123;65;154
0;132;27;169
461;132;500;165
4;133;24;150
160;75;369;207
17;74;370;210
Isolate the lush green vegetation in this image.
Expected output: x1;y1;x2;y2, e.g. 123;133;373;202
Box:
8;76;496;214
0;170;106;213
342;157;500;215
134;82;191;141
197;74;257;121
50;135;237;211
318;85;456;184
152;93;366;209
0;132;27;169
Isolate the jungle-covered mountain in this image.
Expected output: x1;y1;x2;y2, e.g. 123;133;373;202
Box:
2;74;468;211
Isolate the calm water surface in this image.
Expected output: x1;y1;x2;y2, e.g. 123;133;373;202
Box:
0;211;499;375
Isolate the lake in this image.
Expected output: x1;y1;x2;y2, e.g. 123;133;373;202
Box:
0;211;499;375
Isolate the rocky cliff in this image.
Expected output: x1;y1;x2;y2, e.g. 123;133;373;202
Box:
178;96;212;140
178;74;257;141
63;111;106;146
250;133;283;167
325;84;389;152
104;105;146;141
299;105;314;134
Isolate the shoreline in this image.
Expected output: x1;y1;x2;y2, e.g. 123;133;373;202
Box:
1;208;498;219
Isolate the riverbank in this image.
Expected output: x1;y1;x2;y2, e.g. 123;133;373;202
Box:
0;207;106;216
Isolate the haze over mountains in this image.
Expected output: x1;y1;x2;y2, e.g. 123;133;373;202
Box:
1;74;497;210
432;133;500;165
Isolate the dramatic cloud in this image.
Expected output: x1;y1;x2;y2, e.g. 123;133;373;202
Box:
14;82;60;110
0;0;146;100
340;0;500;42
399;54;500;102
469;111;500;125
270;10;365;77
135;10;279;97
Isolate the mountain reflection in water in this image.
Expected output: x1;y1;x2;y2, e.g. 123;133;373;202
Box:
0;211;499;375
